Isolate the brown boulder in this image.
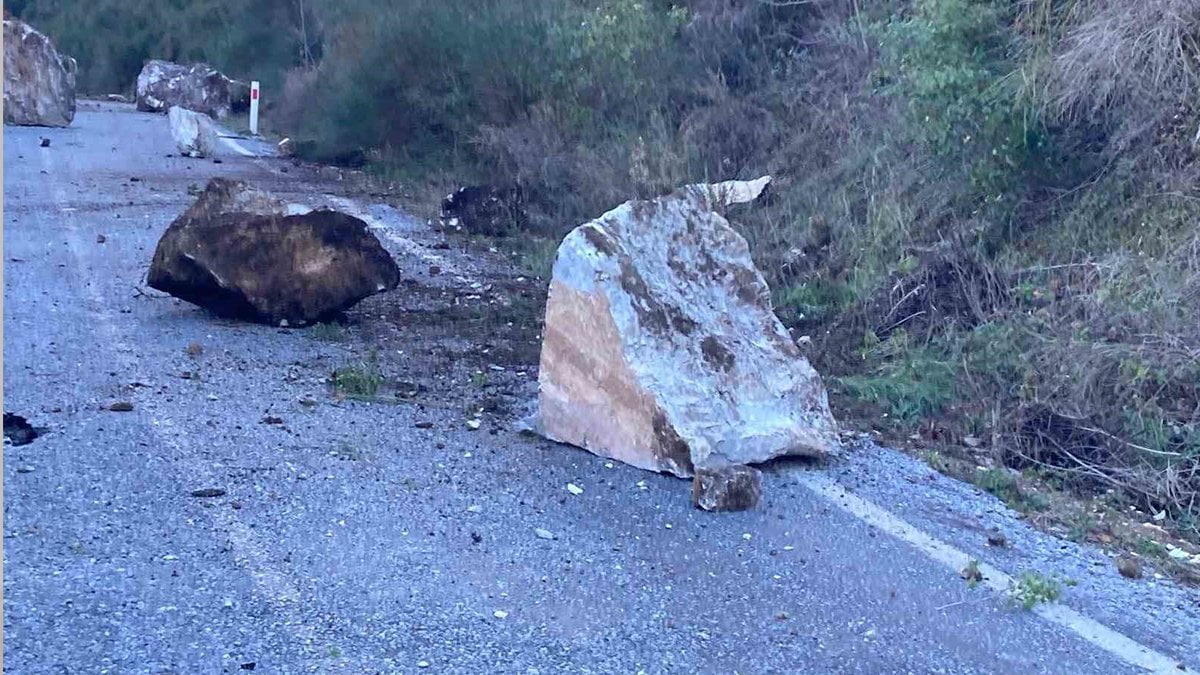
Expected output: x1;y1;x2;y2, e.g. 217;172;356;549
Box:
147;179;399;325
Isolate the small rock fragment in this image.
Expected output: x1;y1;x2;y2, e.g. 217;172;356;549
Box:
493;610;508;619
691;465;762;512
566;483;584;496
986;531;1008;548
414;421;434;429
466;419;481;430
186;342;204;356
534;528;556;540
40;138;51;147
960;561;983;584
1116;555;1143;579
963;435;983;448
190;488;226;498
108;401;134;412
417;661;430;669
240;663;256;671
96;234;106;243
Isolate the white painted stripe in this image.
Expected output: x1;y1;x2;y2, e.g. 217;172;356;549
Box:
322;195;478;287
218;135;257;158
38;147;358;669
795;471;1187;674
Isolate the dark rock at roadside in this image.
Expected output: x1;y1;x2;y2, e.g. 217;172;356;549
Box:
440;185;526;237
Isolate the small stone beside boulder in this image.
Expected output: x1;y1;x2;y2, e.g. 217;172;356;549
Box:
692;465;762;512
3;19;77;127
535;176;839;478
136;60;247;118
168;106;217;158
147;179;400;325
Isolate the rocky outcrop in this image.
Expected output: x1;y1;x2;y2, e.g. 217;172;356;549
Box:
440;185;526;237
692;465;762;512
3;19;76;127
147;179;400;325
535;176;839;477
136;60;247;118
168;106;217;158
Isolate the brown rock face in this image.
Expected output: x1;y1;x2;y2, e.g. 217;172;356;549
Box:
147;179;400;325
535;177;839;477
136;60;247;118
692;465;763;512
3;19;77;127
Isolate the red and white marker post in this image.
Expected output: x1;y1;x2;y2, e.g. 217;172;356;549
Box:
249;81;260;136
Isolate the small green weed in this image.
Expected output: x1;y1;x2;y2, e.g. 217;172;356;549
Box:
839;344;956;422
974;469;1050;513
332;352;384;399
1009;571;1070;610
310;322;347;342
774;280;856;322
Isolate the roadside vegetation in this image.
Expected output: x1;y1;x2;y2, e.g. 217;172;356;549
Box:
17;0;1199;551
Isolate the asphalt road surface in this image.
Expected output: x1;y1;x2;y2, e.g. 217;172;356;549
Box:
5;102;1199;674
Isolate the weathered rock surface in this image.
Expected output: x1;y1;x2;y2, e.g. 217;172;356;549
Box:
147;179;400;325
440;185;526;237
535;176;839;477
136;60;247;118
168;106;217;158
3;19;76;127
692;465;762;512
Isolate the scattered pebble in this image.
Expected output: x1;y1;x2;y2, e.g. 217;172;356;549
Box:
742;533;752;541
466;419;481;431
414;421;434;429
493;610;508;619
986;531;1008;547
417;661;430;669
566;483;584;496
40;138;50;147
190;488;226;498
1116;555;1143;579
96;234;107;244
535;528;556;540
108;401;134;412
467;505;482;513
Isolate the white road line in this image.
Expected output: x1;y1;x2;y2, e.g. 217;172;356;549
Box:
795;471;1188;674
39;147;354;670
322;194;478;287
218;134;257;158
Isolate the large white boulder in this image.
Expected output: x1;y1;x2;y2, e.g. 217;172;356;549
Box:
168;106;217;158
3;19;76;127
535;176;840;477
137;60;247;118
